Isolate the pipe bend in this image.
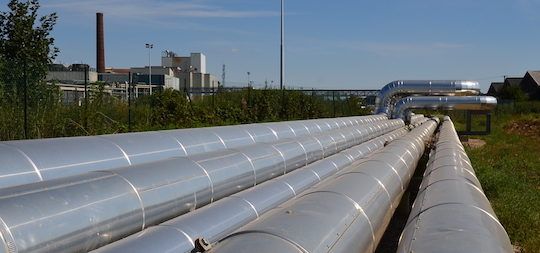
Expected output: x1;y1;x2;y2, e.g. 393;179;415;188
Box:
391;96;497;121
375;80;481;115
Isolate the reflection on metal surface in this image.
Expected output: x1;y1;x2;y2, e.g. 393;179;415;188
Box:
209;119;439;253
375;80;481;115
0;117;398;253
392;96;498;121
409;114;426;126
0;115;387;189
397;117;513;253
92;124;413;253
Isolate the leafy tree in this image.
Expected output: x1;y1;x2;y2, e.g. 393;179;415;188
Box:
498;85;527;102
150;89;191;127
0;0;59;138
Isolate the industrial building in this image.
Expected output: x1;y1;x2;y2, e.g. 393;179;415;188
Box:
161;50;206;74
47;49;219;104
46;64;97;84
48;50;221;94
130;51;219;92
48;50;219;93
46;12;218;104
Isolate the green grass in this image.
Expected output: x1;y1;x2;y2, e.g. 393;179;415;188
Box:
463;113;540;252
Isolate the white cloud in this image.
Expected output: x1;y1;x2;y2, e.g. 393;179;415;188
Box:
42;0;278;19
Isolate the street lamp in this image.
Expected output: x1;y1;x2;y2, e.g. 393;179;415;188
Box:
145;43;153;95
247;72;251;88
280;0;284;90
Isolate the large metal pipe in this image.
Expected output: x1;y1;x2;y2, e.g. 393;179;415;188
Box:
409;114;426;126
0;115;386;189
397;117;513;253
92;123;414;253
209;119;439;253
0;119;401;253
375;80;481;115
391;96;497;121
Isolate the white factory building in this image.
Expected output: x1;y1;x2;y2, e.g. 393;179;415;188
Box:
47;51;219;101
130;51;219;92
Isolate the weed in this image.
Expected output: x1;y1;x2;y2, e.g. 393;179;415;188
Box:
465;113;540;252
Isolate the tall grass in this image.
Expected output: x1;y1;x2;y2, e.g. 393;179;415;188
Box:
415;103;540;252
461;111;540;252
0;85;371;141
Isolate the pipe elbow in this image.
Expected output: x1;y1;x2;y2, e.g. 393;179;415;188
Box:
374;80;481;116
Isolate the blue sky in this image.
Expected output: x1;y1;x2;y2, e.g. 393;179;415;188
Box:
11;0;540;91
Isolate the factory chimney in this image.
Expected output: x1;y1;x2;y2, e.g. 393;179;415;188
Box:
96;13;105;73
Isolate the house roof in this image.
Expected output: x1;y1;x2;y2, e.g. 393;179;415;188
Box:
487;82;504;95
504;77;522;87
526;70;540;86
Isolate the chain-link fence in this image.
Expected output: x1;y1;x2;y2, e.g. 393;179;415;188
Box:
1;83;381;140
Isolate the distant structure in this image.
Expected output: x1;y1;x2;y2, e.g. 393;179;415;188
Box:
46;13;220;104
222;64;226;87
161;50;206;73
47;64;97;84
130;50;218;92
129;65;179;91
486;82;503;96
488;71;540;100
521;71;540;95
96;13;105;73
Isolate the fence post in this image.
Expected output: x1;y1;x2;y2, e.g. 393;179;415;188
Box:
128;72;132;132
466;110;472;133
84;65;88;131
212;86;215;110
332;90;336;118
486;112;492;134
280;88;285;120
311;89;315;119
23;60;28;139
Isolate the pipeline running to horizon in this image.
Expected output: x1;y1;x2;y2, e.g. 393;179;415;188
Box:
0;80;512;253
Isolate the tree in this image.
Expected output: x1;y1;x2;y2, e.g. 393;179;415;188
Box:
498;84;527;102
0;0;59;138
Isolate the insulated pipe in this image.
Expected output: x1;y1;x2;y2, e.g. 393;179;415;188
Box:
397;117;513;253
0;115;387;189
92;125;413;253
0;119;402;253
375;80;480;115
209;119;439;253
409;114;426;127
391;96;497;121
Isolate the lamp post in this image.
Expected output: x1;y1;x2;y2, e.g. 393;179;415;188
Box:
145;43;153;95
247;72;251;88
279;0;286;119
280;0;284;90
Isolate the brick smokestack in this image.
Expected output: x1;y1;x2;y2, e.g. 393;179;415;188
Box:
96;13;105;73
